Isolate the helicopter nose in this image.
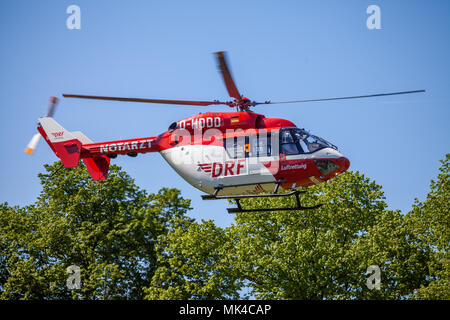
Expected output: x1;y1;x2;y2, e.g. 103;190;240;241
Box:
335;156;350;172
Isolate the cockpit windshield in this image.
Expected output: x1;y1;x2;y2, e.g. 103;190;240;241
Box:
280;128;338;155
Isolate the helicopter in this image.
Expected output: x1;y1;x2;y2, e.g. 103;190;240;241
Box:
25;51;425;213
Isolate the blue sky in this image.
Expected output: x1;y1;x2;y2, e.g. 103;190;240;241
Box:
1;0;449;227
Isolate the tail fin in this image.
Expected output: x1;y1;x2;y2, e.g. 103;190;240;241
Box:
38;117;82;168
38;117;110;180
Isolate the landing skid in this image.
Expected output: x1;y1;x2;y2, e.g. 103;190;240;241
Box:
201;180;322;214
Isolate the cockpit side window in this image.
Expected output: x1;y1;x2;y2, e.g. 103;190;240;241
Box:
280;130;301;155
281;130;294;144
281;143;300;155
280;128;338;155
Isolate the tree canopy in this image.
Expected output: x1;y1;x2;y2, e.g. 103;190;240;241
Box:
408;154;449;299
1;155;448;299
0;162;192;299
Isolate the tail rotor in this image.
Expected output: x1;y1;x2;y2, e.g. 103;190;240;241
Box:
24;96;58;155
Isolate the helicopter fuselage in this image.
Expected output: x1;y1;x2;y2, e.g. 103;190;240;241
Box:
37;110;349;195
72;111;350;195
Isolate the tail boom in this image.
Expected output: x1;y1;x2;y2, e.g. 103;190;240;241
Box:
81;137;159;157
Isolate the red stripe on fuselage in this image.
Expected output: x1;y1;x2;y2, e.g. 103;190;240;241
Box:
263;157;349;188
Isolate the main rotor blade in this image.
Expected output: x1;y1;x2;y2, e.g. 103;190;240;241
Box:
215;51;241;101
62;94;230;106
257;90;426;105
46;96;58;117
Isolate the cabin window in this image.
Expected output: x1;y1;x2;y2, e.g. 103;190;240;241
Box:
260;132;272;156
225;136;245;159
248;133;272;157
248;135;259;157
225;132;273;158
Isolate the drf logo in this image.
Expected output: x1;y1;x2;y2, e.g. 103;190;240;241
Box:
51;131;64;138
199;160;246;177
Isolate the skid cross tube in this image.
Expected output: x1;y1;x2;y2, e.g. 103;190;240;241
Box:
200;179;322;213
227;191;322;214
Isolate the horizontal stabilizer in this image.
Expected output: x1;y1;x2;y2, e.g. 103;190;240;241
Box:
83;156;110;180
72;131;93;144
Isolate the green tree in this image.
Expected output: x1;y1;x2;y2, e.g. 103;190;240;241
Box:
145;219;241;299
0;161;192;299
226;171;432;299
2;156;448;300
408;154;449;299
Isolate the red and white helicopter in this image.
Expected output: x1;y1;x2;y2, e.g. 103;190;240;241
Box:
25;52;424;213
